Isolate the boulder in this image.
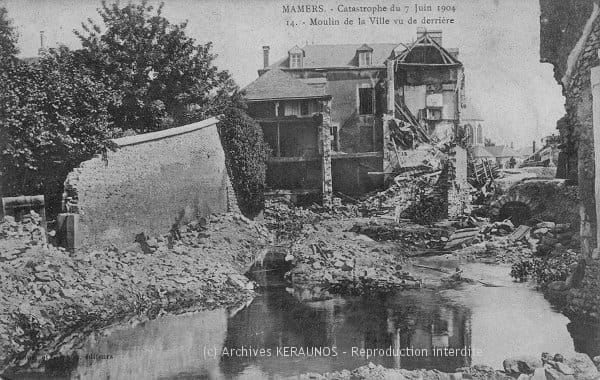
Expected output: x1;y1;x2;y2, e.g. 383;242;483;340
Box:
554;362;575;375
531;367;548;380
537;221;556;229
503;356;544;374
545;367;575;380
593;356;600;370
564;353;599;380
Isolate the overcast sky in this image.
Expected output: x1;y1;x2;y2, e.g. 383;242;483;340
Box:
2;0;564;148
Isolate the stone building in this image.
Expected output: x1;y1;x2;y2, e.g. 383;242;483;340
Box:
244;29;465;204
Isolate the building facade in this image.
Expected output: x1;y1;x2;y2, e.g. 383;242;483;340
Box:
244;29;465;202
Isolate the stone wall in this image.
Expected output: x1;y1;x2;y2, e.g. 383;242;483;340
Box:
540;0;600;320
568;260;600;319
540;0;598;256
64;117;234;249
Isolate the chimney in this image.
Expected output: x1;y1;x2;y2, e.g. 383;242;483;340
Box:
262;46;270;68
38;31;47;56
533;141;536;153
510;142;514;149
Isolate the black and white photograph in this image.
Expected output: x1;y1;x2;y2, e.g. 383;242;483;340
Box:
1;0;600;379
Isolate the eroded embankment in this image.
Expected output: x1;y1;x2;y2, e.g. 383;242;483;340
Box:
0;212;271;373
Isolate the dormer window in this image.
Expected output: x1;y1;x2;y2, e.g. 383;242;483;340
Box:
356;44;374;67
359;52;372;66
288;45;304;68
290;53;302;68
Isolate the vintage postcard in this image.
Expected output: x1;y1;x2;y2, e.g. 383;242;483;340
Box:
1;0;600;379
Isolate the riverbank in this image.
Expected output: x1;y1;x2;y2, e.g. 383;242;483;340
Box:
0;212;271;373
1;200;599;378
298;352;600;380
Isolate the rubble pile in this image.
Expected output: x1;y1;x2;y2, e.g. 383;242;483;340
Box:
286;230;422;300
264;201;423;299
355;168;440;217
264;199;332;241
0;212;272;371
440;217;579;265
351;220;449;252
297;352;599;380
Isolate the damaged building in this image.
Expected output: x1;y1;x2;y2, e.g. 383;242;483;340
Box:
244;28;467;210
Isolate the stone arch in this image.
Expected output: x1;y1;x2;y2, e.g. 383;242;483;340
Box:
489;192;540;224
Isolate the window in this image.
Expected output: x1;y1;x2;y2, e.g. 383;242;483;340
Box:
290;53;302;68
359;87;374;115
330;125;340;151
359;52;372;67
284;101;301;116
301;100;309;115
426;107;442;120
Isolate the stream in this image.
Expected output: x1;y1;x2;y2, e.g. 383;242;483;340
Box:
9;262;600;380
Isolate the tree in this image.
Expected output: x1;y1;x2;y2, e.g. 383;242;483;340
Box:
0;6;18;67
0;47;117;213
75;0;239;133
218;107;270;217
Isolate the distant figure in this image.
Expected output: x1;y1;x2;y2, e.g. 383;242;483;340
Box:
508;156;516;169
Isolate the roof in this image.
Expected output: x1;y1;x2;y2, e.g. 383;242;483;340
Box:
485;145;521;158
264;36;460;71
516;146;534;157
267;43;399;69
243;69;330;102
394;33;462;66
471;145;495;159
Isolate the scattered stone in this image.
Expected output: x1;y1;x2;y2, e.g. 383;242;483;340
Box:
564;353;599;380
536;222;556;229
554;362;575;375
545;367;575;380
503;356;543;374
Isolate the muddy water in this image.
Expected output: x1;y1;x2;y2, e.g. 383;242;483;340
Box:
14;263;600;380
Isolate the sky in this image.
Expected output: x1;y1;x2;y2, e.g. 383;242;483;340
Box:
1;0;565;148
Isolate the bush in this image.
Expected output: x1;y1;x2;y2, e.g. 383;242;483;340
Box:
218;107;270;217
510;250;578;285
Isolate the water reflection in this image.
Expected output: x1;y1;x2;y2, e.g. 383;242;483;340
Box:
13;263;596;380
220;288;472;378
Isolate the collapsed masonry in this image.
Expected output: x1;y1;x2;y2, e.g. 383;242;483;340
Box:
244;29;470;217
61;117;237;250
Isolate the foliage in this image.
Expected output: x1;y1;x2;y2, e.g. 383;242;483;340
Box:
75;0;239;133
0;47;116;212
484;138;496;147
218;107;270;217
0;6;18;67
510;250;578;285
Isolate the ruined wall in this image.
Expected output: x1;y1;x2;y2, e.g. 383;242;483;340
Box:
331;156;384;196
289;69;386;153
447;147;470;218
64;117;232;249
540;0;598;255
